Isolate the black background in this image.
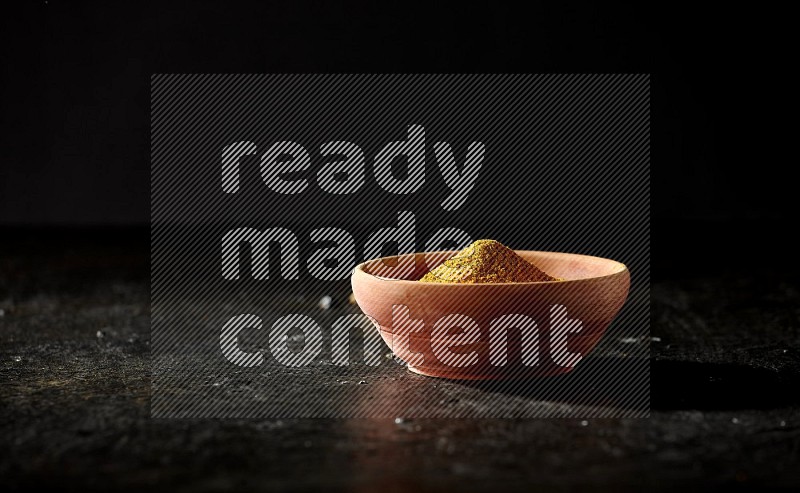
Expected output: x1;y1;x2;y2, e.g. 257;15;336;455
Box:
0;1;791;276
2;3;799;490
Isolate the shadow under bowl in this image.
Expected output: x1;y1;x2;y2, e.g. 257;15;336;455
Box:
351;250;630;380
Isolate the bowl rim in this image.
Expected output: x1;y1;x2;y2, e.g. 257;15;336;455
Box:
353;249;629;287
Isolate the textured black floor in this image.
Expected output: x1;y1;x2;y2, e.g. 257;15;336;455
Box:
1;228;799;491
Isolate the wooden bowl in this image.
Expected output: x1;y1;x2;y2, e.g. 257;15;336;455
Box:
351;250;630;380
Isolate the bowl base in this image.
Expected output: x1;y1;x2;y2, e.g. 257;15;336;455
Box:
407;364;574;380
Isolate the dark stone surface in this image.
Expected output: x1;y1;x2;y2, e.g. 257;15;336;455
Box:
1;229;799;491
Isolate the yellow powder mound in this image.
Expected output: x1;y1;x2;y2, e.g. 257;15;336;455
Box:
420;239;561;283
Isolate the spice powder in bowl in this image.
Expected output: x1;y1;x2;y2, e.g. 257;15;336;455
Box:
420;239;562;284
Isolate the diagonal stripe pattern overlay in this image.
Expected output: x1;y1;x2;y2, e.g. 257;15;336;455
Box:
151;74;650;418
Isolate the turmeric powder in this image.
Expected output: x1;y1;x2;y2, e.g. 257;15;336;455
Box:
420;239;561;283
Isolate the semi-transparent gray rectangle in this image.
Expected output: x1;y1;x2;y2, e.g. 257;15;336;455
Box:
151;74;650;418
